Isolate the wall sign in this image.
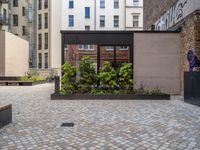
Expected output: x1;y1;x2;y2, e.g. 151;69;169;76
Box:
155;0;200;30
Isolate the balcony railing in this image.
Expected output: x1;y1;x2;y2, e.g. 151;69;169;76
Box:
0;14;9;25
0;0;9;4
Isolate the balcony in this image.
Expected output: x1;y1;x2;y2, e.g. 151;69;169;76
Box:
0;14;9;25
0;0;9;4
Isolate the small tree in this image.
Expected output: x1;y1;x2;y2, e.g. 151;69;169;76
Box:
118;63;134;93
78;56;97;93
98;61;117;93
61;63;77;94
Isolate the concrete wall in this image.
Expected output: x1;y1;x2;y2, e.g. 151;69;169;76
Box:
0;31;29;77
134;33;181;95
0;31;6;76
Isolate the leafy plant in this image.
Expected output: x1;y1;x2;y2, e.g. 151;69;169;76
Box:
78;56;97;93
20;70;45;81
61;63;77;94
118;63;134;93
98;61;117;94
47;69;58;82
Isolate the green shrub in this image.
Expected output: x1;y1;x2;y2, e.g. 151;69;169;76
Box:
98;61;117;94
20;70;45;81
61;63;77;94
78;56;97;93
118;63;134;93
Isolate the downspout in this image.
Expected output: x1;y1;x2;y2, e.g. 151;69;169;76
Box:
94;0;96;30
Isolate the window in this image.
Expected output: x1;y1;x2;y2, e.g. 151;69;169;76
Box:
64;44;68;51
38;0;42;10
38;53;42;68
114;15;119;27
69;0;74;8
85;7;90;19
114;0;119;8
44;33;48;49
100;0;105;8
106;46;114;51
38;14;42;29
85;25;90;30
100;15;105;27
13;15;18;26
13;0;18;7
133;15;139;27
44;13;48;28
133;0;139;6
38;34;42;50
79;45;94;50
22;26;26;36
44;53;48;68
44;0;48;9
68;15;74;27
119;46;129;50
22;7;25;16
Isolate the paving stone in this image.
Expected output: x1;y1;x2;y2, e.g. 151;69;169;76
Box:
0;84;200;150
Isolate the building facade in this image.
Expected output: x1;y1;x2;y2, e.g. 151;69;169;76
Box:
144;0;200;93
36;0;143;70
0;0;9;31
10;0;37;68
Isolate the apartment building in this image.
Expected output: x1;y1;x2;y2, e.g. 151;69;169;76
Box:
37;0;143;70
10;0;37;68
37;0;50;69
0;0;9;31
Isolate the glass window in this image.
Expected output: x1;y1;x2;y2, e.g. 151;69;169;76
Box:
106;46;114;51
45;33;48;49
114;0;119;8
85;7;90;18
38;53;42;68
133;15;139;27
114;15;119;27
44;13;48;28
133;0;139;6
38;0;42;10
38;34;42;50
45;53;48;68
69;0;74;8
38;14;42;29
13;0;18;7
13;14;18;26
100;0;105;8
100;15;105;27
44;0;48;9
69;15;74;27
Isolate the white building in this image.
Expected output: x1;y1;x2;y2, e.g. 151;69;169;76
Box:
37;0;143;70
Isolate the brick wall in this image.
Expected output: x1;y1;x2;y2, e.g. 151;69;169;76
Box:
144;0;176;29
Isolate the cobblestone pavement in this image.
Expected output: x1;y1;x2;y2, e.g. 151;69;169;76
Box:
0;84;200;150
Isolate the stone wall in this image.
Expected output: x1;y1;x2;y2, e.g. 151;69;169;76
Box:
144;0;176;29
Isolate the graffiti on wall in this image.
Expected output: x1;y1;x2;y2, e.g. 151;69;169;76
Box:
154;0;194;30
187;49;200;71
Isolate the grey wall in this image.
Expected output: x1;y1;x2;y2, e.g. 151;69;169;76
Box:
134;33;181;95
0;31;5;76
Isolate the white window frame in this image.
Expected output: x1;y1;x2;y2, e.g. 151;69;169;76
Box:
78;45;94;50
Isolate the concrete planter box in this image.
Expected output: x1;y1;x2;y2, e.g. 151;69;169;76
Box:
0;76;46;86
51;93;170;100
0;104;12;128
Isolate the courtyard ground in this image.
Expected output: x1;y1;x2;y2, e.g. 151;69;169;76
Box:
0;83;200;150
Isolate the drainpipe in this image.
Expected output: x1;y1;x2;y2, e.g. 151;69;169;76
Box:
94;0;96;30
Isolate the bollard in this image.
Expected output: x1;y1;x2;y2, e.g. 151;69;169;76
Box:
54;76;60;94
